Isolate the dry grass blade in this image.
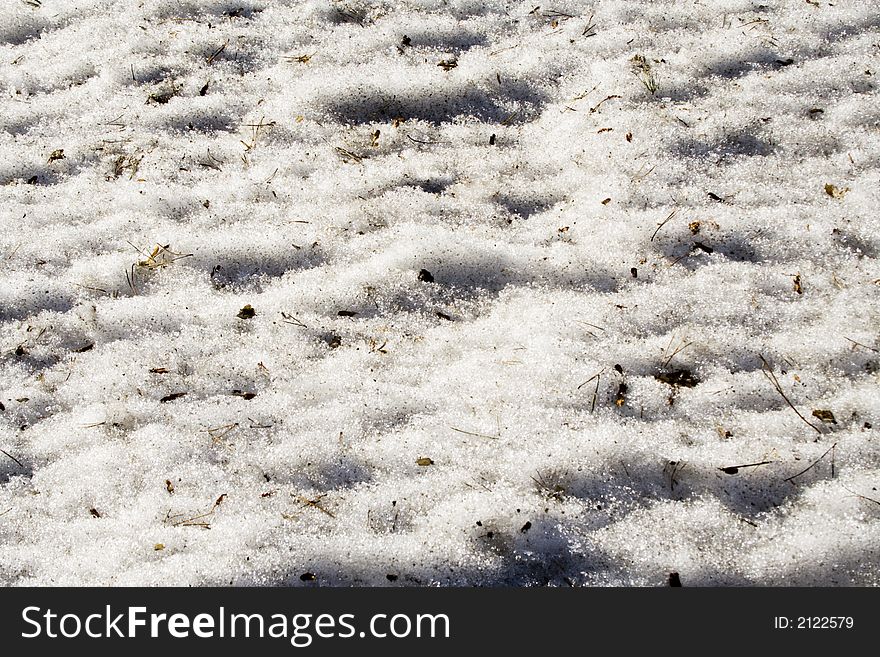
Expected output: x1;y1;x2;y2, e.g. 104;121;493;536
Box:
759;355;824;434
130;242;194;269
295;494;335;518
661;335;693;367
718;460;773;475
0;448;24;468
531;471;565;500
199;149;224;171
450;426;499;439
207;41;228;65
577;369;604;413
500;110;521;126
651;209;677;241
284;53;314;63
204;422;239;444
335;146;362;163
843;336;879;353
583;13;597;36
589;94;621;114
240;116;276;152
784;443;837;483
281;312;307;327
406;134;448;145
577;370;602;390
166;493;227;528
841;485;880;507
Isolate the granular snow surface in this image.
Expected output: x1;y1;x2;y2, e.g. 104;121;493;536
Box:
1;0;879;586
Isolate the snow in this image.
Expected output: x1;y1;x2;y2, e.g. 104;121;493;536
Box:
0;0;879;586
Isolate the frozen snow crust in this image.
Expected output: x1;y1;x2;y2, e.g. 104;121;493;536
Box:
0;0;878;585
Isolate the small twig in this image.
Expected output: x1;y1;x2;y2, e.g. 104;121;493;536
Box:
760;355;824;434
784;443;837;483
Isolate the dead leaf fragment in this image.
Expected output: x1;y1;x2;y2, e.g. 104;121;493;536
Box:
825;183;849;199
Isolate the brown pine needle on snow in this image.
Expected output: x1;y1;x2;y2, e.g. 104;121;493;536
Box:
759;355;824;435
784;443;837;484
